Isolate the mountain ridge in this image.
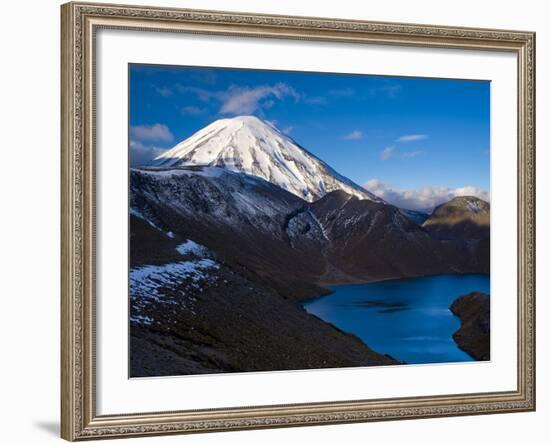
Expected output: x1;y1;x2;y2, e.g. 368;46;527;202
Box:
131;167;489;290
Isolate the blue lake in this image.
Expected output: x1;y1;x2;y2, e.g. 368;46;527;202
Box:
303;274;490;364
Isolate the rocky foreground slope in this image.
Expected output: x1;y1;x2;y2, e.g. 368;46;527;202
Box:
130;218;397;376
450;292;490;361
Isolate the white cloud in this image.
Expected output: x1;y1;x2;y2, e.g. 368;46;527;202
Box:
219;83;299;115
400;150;424;159
130;123;174;143
364;179;490;211
328;88;355;97
370;84;402;98
380;146;395;160
176;83;300;114
303;95;328;105
176;82;337;115
190;69;217;85
341;130;364;141
154;86;173;97
130;140;168;167
175;85;216;102
266;120;294;135
181;105;205;116
451;186;491;200
381;144;424;161
397;134;429;143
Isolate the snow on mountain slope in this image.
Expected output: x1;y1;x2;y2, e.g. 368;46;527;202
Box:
130;165;330;298
154;115;381;203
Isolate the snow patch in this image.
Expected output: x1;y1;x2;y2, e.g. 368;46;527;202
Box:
176;240;209;257
132;166;226;179
466;199;484;213
130;259;219;306
130;207;162;231
309;211;330;242
130;314;154;325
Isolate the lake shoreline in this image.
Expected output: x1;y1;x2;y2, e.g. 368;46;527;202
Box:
303;274;490;364
300;271;490;304
450;292;491;361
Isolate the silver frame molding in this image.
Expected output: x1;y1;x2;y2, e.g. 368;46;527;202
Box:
61;2;536;440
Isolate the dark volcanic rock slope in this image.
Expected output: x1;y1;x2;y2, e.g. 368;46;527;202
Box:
130;232;396;376
310;191;484;283
130;166;329;301
450;292;490;361
422;196;490;273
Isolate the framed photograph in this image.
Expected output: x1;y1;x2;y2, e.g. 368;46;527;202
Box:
61;1;536;440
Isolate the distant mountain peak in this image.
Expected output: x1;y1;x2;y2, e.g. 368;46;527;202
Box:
422;195;490;240
154;115;380;203
438;196;489;213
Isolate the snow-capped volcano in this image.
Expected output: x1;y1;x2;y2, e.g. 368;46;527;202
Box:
154;115;381;202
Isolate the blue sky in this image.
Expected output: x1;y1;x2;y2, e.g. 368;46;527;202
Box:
129;64;490;210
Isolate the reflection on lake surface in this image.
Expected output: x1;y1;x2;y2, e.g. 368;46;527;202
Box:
303;274;490;364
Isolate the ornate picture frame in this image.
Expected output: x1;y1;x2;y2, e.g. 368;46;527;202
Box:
61;2;535;440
